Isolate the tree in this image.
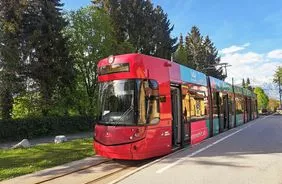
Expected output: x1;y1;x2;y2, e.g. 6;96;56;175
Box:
203;36;224;80
254;87;269;110
273;66;282;84
92;0;176;59
267;98;279;112
0;0;26;119
246;78;250;86
242;78;246;88
182;26;225;79
22;0;74;116
152;5;177;59
185;26;203;70
174;34;188;65
65;6;116;115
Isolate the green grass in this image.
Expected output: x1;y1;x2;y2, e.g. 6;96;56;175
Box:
0;138;94;181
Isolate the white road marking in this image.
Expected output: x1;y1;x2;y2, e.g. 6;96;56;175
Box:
108;115;273;184
155;114;272;174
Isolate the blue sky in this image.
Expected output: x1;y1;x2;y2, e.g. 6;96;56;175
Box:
62;0;281;98
62;0;282;53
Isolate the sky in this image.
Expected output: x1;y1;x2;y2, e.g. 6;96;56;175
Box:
62;0;282;99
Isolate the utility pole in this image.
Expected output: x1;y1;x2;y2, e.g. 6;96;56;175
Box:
278;76;281;108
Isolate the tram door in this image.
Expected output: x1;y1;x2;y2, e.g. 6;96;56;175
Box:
246;98;251;122
244;97;248;123
222;95;229;131
248;98;252;120
171;86;182;148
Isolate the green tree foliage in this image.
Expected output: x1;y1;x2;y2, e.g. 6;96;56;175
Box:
0;0;26;119
21;0;74;116
273;66;282;84
153;6;177;59
254;87;269;110
12;92;41;119
246;78;253;90
176;26;225;79
267;98;279;111
242;78;253;90
65;6;116;116
246;78;250;86
203;36;224;79
185;26;203;70
92;0;177;59
174;34;188;65
242;78;245;88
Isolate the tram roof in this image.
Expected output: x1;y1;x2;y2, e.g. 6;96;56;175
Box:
233;85;243;95
179;65;207;86
209;76;233;93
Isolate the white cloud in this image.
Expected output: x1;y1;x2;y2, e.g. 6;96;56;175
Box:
219;42;250;54
267;49;282;59
221;52;264;66
221;44;279;89
242;42;250;47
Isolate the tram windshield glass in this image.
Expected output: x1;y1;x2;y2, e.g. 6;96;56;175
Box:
98;79;160;126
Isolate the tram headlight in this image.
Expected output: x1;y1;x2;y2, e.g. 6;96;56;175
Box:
108;55;115;64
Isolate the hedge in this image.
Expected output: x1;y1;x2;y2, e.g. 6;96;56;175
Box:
0;116;95;142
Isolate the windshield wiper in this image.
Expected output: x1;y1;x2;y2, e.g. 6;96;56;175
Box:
113;105;134;126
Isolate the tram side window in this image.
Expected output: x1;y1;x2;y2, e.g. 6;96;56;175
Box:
229;96;234;115
189;90;207;121
137;80;160;125
235;96;244;114
219;93;224;117
212;92;220;118
182;86;191;119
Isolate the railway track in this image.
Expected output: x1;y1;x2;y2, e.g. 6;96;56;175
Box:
35;159;152;184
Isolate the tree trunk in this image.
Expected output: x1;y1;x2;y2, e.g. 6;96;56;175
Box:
1;89;13;119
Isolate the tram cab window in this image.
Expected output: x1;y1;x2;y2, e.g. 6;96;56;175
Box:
137;80;160;125
98;79;159;126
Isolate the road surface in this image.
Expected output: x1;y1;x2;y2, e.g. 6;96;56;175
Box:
117;114;282;184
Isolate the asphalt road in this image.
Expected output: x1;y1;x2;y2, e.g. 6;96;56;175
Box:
117;114;282;184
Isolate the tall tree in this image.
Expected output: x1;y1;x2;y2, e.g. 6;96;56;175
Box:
247;78;253;90
273;66;282;84
152;5;177;59
0;0;26;119
92;0;176;59
242;78;246;88
183;26;225;79
254;87;269;110
174;34;188;65
22;0;74;116
203;36;225;80
185;26;203;70
65;6;116;115
246;78;250;89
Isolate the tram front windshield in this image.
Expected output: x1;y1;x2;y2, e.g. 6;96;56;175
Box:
98;80;136;126
98;79;160;126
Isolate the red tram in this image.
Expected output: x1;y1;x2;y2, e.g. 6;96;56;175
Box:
94;53;258;160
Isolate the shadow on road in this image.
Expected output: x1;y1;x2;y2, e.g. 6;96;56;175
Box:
155;115;282;168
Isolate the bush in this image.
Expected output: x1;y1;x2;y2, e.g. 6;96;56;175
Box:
0;116;95;142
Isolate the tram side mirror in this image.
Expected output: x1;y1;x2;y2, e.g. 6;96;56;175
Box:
94;115;101;124
159;96;166;102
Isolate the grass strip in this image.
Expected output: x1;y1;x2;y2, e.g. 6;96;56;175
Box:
0;138;94;181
